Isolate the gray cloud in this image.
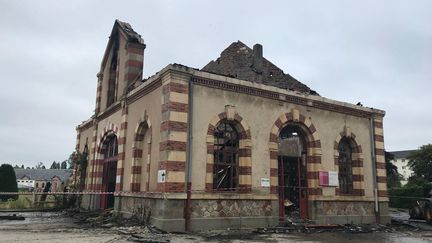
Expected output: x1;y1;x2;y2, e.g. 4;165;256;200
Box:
0;0;431;167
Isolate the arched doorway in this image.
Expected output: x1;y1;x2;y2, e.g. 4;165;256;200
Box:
101;134;118;209
278;125;308;220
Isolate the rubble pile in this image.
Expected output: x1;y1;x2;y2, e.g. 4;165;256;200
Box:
66;209;170;242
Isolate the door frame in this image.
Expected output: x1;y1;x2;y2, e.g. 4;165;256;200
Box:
100;159;117;209
278;155;309;221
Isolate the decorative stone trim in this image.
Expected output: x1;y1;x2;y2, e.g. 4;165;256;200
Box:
334;127;365;197
97;103;122;121
98;122;119;147
130;112;152;192
158;71;190;192
268;109;322;196
126;78;162;105
205;110;252;193
86;127;98;191
373;117;388;201
124;42;145;92
92;129;119;192
95;73;103;114
115;106;128;191
191;76;375;118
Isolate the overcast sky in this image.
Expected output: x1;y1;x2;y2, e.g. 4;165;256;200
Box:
0;0;431;167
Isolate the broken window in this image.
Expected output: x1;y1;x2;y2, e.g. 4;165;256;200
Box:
213;121;239;191
106;38;119;108
338;137;353;194
104;135;118;161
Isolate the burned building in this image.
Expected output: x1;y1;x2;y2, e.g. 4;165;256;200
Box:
75;20;389;231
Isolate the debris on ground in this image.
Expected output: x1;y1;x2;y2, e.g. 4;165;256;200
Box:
0;214;25;220
254;221;422;234
65;208;170;242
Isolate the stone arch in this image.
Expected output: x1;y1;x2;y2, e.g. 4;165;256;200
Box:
89;129;119;192
268;109;322;196
99;122;119;146
93;129;119;209
205;110;252;193
130;112;152;192
96;129;118;157
333;126;365;196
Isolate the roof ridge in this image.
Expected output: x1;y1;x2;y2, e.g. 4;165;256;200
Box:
201;40;318;95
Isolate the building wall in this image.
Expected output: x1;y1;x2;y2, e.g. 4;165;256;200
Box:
191;84;375;200
186;69;388;226
123;84;163;192
76;64;389;229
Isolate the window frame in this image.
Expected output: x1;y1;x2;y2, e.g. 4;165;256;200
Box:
212;120;239;192
338;137;354;194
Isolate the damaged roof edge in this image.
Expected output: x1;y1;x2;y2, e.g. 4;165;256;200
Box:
99;20;145;71
134;64;385;116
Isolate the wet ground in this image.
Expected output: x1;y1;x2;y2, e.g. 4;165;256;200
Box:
0;211;432;242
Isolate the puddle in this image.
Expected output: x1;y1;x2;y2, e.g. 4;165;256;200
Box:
0;211;73;225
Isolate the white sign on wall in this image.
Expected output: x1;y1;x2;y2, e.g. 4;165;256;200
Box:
157;170;166;183
328;171;339;186
260;178;270;187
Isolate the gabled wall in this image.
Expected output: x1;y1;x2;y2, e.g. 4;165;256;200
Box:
95;21;145;114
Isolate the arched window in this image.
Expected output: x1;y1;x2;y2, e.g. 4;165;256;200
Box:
338;137;353;194
36;182;39;188
106;38;119;107
104;135;118;161
213;121;239;191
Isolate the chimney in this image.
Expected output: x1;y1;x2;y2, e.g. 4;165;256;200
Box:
253;43;263;74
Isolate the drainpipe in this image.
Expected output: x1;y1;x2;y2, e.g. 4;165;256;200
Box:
184;79;194;232
369;115;380;223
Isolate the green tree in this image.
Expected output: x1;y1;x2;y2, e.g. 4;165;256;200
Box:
385;151;402;188
408;144;432;181
50;161;58;169
61;161;67;169
0;164;18;201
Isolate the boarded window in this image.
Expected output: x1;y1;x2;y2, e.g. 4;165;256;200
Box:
213;121;239;191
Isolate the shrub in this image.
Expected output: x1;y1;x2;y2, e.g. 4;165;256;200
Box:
389;177;432;209
0;164;18;201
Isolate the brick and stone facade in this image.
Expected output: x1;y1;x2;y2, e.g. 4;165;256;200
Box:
75;20;389;232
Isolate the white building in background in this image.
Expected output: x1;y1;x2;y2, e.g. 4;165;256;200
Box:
14;169;73;191
389;150;416;185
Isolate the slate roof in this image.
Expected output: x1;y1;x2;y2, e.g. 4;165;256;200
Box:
14;169;73;181
388;150;416;159
202;41;318;95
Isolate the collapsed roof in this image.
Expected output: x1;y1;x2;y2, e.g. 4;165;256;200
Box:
202;41;318;95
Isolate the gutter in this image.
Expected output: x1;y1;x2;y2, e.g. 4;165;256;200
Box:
369;115;380;223
184;78;194;231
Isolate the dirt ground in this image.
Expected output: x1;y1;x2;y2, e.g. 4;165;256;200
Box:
0;211;432;243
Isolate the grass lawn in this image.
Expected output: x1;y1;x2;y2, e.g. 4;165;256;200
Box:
0;194;58;209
